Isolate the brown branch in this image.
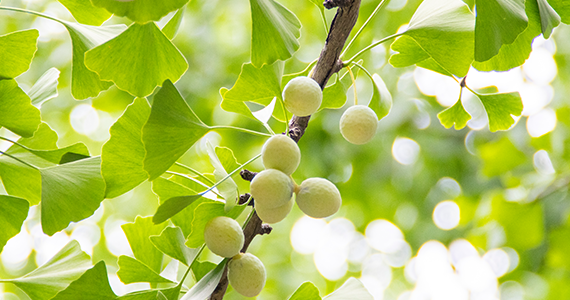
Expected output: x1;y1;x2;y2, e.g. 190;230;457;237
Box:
209;1;361;298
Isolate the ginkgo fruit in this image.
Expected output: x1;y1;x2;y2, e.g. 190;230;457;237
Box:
261;134;301;175
295;177;341;218
282;76;322;116
203;216;244;258
339;105;378;145
228;253;266;297
250;169;294;209
255;196;294;224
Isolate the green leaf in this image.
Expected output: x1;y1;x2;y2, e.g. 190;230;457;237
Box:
475;92;523;132
0;79;41;137
479;137;526;177
153;195;203;225
547;0;570;24
117;256;174;284
185;201;246;248
215;147;241;174
390;35;453;76
205;141;238;212
0;195;29;253
180;259;228;300
191;261;216;282
84;22;188;97
40;156;106;236
51;261;117;300
122;216;167;274
437;99;472;130
537;0;561;38
250;0;301;67
323;278;373;300
7;240;91;300
91;0;189;23
64;22;125;99
473;0;541;71
320;74;348;111
28;143;90;164
474;0;528;62
289;282;321;300
162;8;185;40
118;290;163;300
58;0;112;26
142;80;209;180
102;97;151;198
150;226;199;265
396;0;475;77
491;195;544;250
369;74;392;120
28;67;60;107
0;29;39;79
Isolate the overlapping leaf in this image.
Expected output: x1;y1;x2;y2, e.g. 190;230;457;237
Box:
122;216;167;274
547;0;570;24
476;92;523;132
250;0;301;67
28;68;60;108
91;0;189;23
191;261;216;282
117;256;174;284
206;141;238;212
142;80;209;180
537;0;561;38
0;195;29;253
185;201;246;248
323;278;373;300
0;79;41;137
51;261;117;300
150;226;199;266
0;29;38;79
85;22;188;97
369;74;392;120
180;259;228;300
162;8;185;40
289;282;321;300
57;0;112;26
102;97;151;198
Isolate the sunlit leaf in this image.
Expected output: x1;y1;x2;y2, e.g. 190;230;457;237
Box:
323;278;373;300
28;67;60;107
252;97;277;124
91;0;189;23
0;29;38;79
0;79;41;137
547;0;570;24
369;74;392;120
289;282;321;300
437;99;472;130
150;226;199;265
85;22;188;98
117;256;174;284
215;147;241;175
6;241;91;300
191;261;216;282
250;0;301;67
162;8;185;40
479;137;526;177
185;201;246;248
0;195;29;253
180;259;228;300
102;97;151;198
57;0;112;26
122;216;167;274
205;141;238;212
142;80;209;180
537;0;561;38
474;0;528;62
51;261;117;300
320;74;348;111
491;195;544;250
475;92;523;132
40;157;105;236
153;195;203;225
28;143;90;164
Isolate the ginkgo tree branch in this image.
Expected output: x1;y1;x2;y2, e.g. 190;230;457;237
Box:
208;0;362;299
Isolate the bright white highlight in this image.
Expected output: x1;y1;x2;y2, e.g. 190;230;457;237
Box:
70;104;100;135
433;201;460;230
365;219;404;253
313;218;355;280
533;150;556;175
414;67;460;107
392;137;420;165
290;216;327;255
526;108;556;137
483;248;510;277
523;47;557;85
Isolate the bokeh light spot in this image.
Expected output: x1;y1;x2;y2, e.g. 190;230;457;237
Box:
392;137;420;165
433;201;460;230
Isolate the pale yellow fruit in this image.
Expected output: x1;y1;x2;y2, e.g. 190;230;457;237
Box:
339;105;378;145
228;253;266;297
255;196;294;224
282;76;322;117
296;177;341;218
250;169;293;209
261;134;301;175
203;216;244;258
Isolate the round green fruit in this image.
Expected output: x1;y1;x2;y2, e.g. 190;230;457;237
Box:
203;216;244;258
339;105;378;145
228;253;266;297
261;134;301;175
295;177;341;218
282;76;322;117
250;169;293;209
255;196;294;224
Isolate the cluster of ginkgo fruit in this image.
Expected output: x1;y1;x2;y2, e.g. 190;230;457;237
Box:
202;76;376;297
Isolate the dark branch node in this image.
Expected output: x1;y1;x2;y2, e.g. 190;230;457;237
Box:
239;193;251;205
259;224;273;235
240;169;257;181
324;0;351;9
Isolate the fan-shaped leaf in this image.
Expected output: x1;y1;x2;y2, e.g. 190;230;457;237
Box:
91;0;189;23
0;79;41;137
0;29;38;79
0;195;29;253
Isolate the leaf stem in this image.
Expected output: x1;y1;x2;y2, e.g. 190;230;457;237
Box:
210;125;272;137
174;163;216;185
0;150;39;169
346;66;358;105
341;0;389;59
343;32;403;66
199;153;261;197
180;244;206;285
0;6;61;23
165;171;223;198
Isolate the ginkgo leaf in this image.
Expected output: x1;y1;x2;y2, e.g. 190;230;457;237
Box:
150;226;199;265
369;74;392;120
289;282;321;300
28;68;60;107
0;195;29;253
40;157;106;236
85;22;188;98
91;0;189;23
57;0;112;26
162;8;185;40
0;29;38;79
191;261;216;282
122;216;167;274
537;0;561;38
6;241;91;300
437;99;472;130
153;195;203;225
476;92;523;132
180;259;228;300
322;278;373;300
0;79;41;137
205;141;238;212
547;0;570;24
117;256;174;284
102;97;151;198
142;80;209;180
474;0;528;62
250;0;301;67
51;261;117;300
185;201;246;248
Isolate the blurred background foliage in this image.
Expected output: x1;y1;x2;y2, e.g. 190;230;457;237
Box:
0;0;569;299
